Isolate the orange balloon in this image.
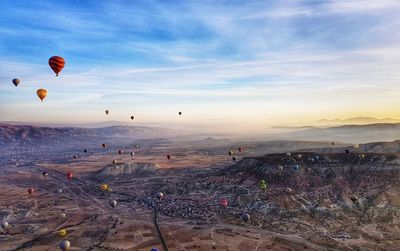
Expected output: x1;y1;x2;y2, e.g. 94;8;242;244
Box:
37;89;47;102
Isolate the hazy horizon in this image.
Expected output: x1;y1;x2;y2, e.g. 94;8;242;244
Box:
1;0;400;130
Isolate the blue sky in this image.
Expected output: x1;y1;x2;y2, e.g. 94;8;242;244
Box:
1;0;400;129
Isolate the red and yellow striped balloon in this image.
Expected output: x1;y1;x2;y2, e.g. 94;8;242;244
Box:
48;56;65;76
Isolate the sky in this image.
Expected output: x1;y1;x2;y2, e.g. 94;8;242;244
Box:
1;0;400;130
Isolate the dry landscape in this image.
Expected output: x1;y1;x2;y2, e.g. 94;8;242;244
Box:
1;124;400;251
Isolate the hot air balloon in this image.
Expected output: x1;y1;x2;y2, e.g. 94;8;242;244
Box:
118;150;122;155
135;145;139;149
278;165;284;171
84;149;88;153
258;180;266;186
73;155;77;159
101;184;108;191
59;240;70;251
359;153;365;159
112;160;117;165
178;112;182;116
105;110;109;115
220;198;228;207
297;154;302;159
258;180;267;191
232;157;237;162
58;229;67;237
12;78;20;87
106;187;113;192
238;147;243;153
150;248;159;251
156;192;164;200
42;172;48;178
293;165;300;171
166;154;171;160
37;89;47;101
331;142;335;146
56;188;63;194
109;200;117;208
130;116;134;120
286;152;291;156
60;212;66;218
102;143;106;148
130;152;135;156
350;195;358;203
1;221;9;229
241;213;250;223
228;150;233;156
345;149;350;154
28;188;34;194
66;172;73;179
48;56;65;76
354;144;360;149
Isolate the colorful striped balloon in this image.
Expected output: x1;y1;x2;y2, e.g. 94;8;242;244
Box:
48;56;65;76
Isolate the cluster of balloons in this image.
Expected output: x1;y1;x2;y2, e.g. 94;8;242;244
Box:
12;56;65;102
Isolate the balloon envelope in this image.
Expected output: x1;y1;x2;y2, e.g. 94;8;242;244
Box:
156;192;164;200
241;213;250;223
109;200;117;208
48;56;65;76
58;229;67;237
12;78;20;87
59;240;70;251
37;89;47;101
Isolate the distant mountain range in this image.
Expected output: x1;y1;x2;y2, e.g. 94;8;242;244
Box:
0;124;175;150
266;123;400;144
316;117;399;125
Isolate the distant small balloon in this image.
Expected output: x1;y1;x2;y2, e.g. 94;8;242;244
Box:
56;188;63;194
156;192;164;200
59;240;70;251
112;160;117;165
178;112;182;116
228;150;234;156
101;184;108;191
286;152;291;156
232;157;237;162
130;151;135;156
58;229;67;237
28;188;34;194
109;200;117;208
118;150;122;155
166;154;171;160
130;116;134;120
73;155;77;159
66;172;73;179
60;212;66;218
150;248;159;251
278;165;284;171
220;198;228;207
102;143;106;148
84;149;88;153
238;147;243;153
12;78;20;87
1;221;9;229
42;172;48;178
105;110;110;115
135;145;139;149
241;213;250;223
